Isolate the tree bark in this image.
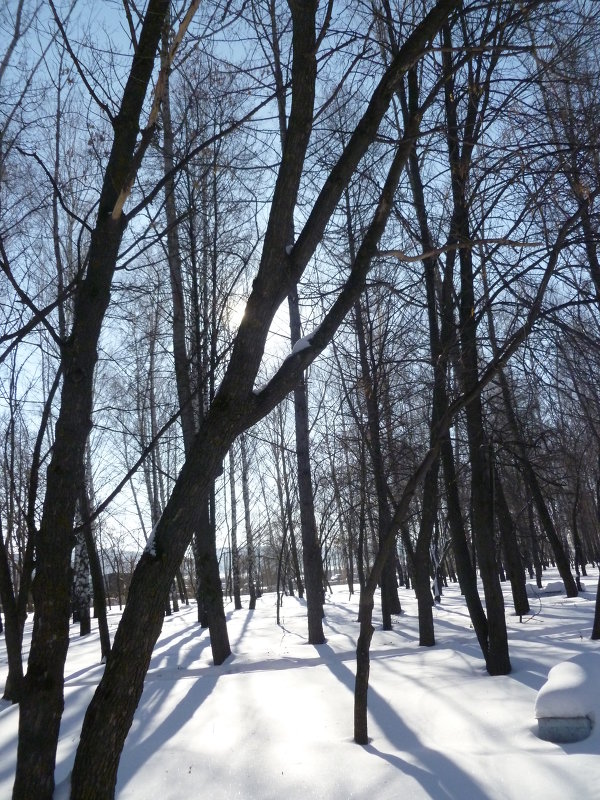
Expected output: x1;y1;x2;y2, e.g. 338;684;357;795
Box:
80;475;111;661
195;488;230;664
229;446;242;610
442;20;510;676
288;289;325;641
12;5;172;796
414;459;438;646
0;521;25;702
240;432;257;609
493;462;530;617
403;69;489;660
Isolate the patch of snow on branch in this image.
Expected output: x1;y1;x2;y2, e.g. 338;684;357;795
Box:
290;323;322;356
144;522;159;557
291;336;312;355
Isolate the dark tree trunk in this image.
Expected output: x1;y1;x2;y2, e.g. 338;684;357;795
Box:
229;447;242;610
80;483;111;661
442;20;510;676
353;296;400;630
484;275;577;598
403;67;489;660
441;434;490;659
196;491;230;665
240;433;257;611
275;412;304;598
269;0;321;629
72;524;92;636
414;459;439;646
288;288;325;641
461;394;511;674
354;591;375;744
12;4;172;795
0;521;26;703
15;218;124;800
592;576;600;640
493;464;530;617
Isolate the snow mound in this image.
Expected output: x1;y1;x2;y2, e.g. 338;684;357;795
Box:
542;581;565;594
535;652;600;742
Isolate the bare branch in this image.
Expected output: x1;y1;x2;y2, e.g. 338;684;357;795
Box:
110;0;201;220
48;0;114;120
378;237;543;263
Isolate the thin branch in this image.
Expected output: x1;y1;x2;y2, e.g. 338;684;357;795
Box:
122;0;139;51
111;0;201;220
124;89;277;222
0;242;63;349
48;0;114;120
15;146;94;232
378;238;542;263
77;396;196;529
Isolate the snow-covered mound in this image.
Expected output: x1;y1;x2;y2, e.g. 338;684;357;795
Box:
535;652;600;742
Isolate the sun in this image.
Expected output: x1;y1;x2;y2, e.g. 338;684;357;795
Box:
227;295;248;332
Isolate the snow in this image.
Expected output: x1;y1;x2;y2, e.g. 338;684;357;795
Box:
1;568;600;799
144;522;159;557
291;336;312;355
535;652;600;721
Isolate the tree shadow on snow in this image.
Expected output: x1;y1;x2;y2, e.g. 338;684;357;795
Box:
319;643;490;800
116;670;221;793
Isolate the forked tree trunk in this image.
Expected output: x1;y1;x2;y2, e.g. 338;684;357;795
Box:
442;20;511;676
403;73;490;661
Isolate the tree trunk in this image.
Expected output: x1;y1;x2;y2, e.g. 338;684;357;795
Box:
80;481;111;660
482;246;577;598
288;289;325;641
229;446;242;610
493;463;530;617
240;433;257;610
404;71;489;661
72;522;91;636
274;409;304;598
14;218;127;800
353;298;400;631
354;591;375;744
197;488;230;664
11;4;183;792
414;459;438;646
442;21;510;676
0;524;25;703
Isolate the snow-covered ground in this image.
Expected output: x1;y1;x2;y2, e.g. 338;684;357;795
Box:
1;568;599;799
